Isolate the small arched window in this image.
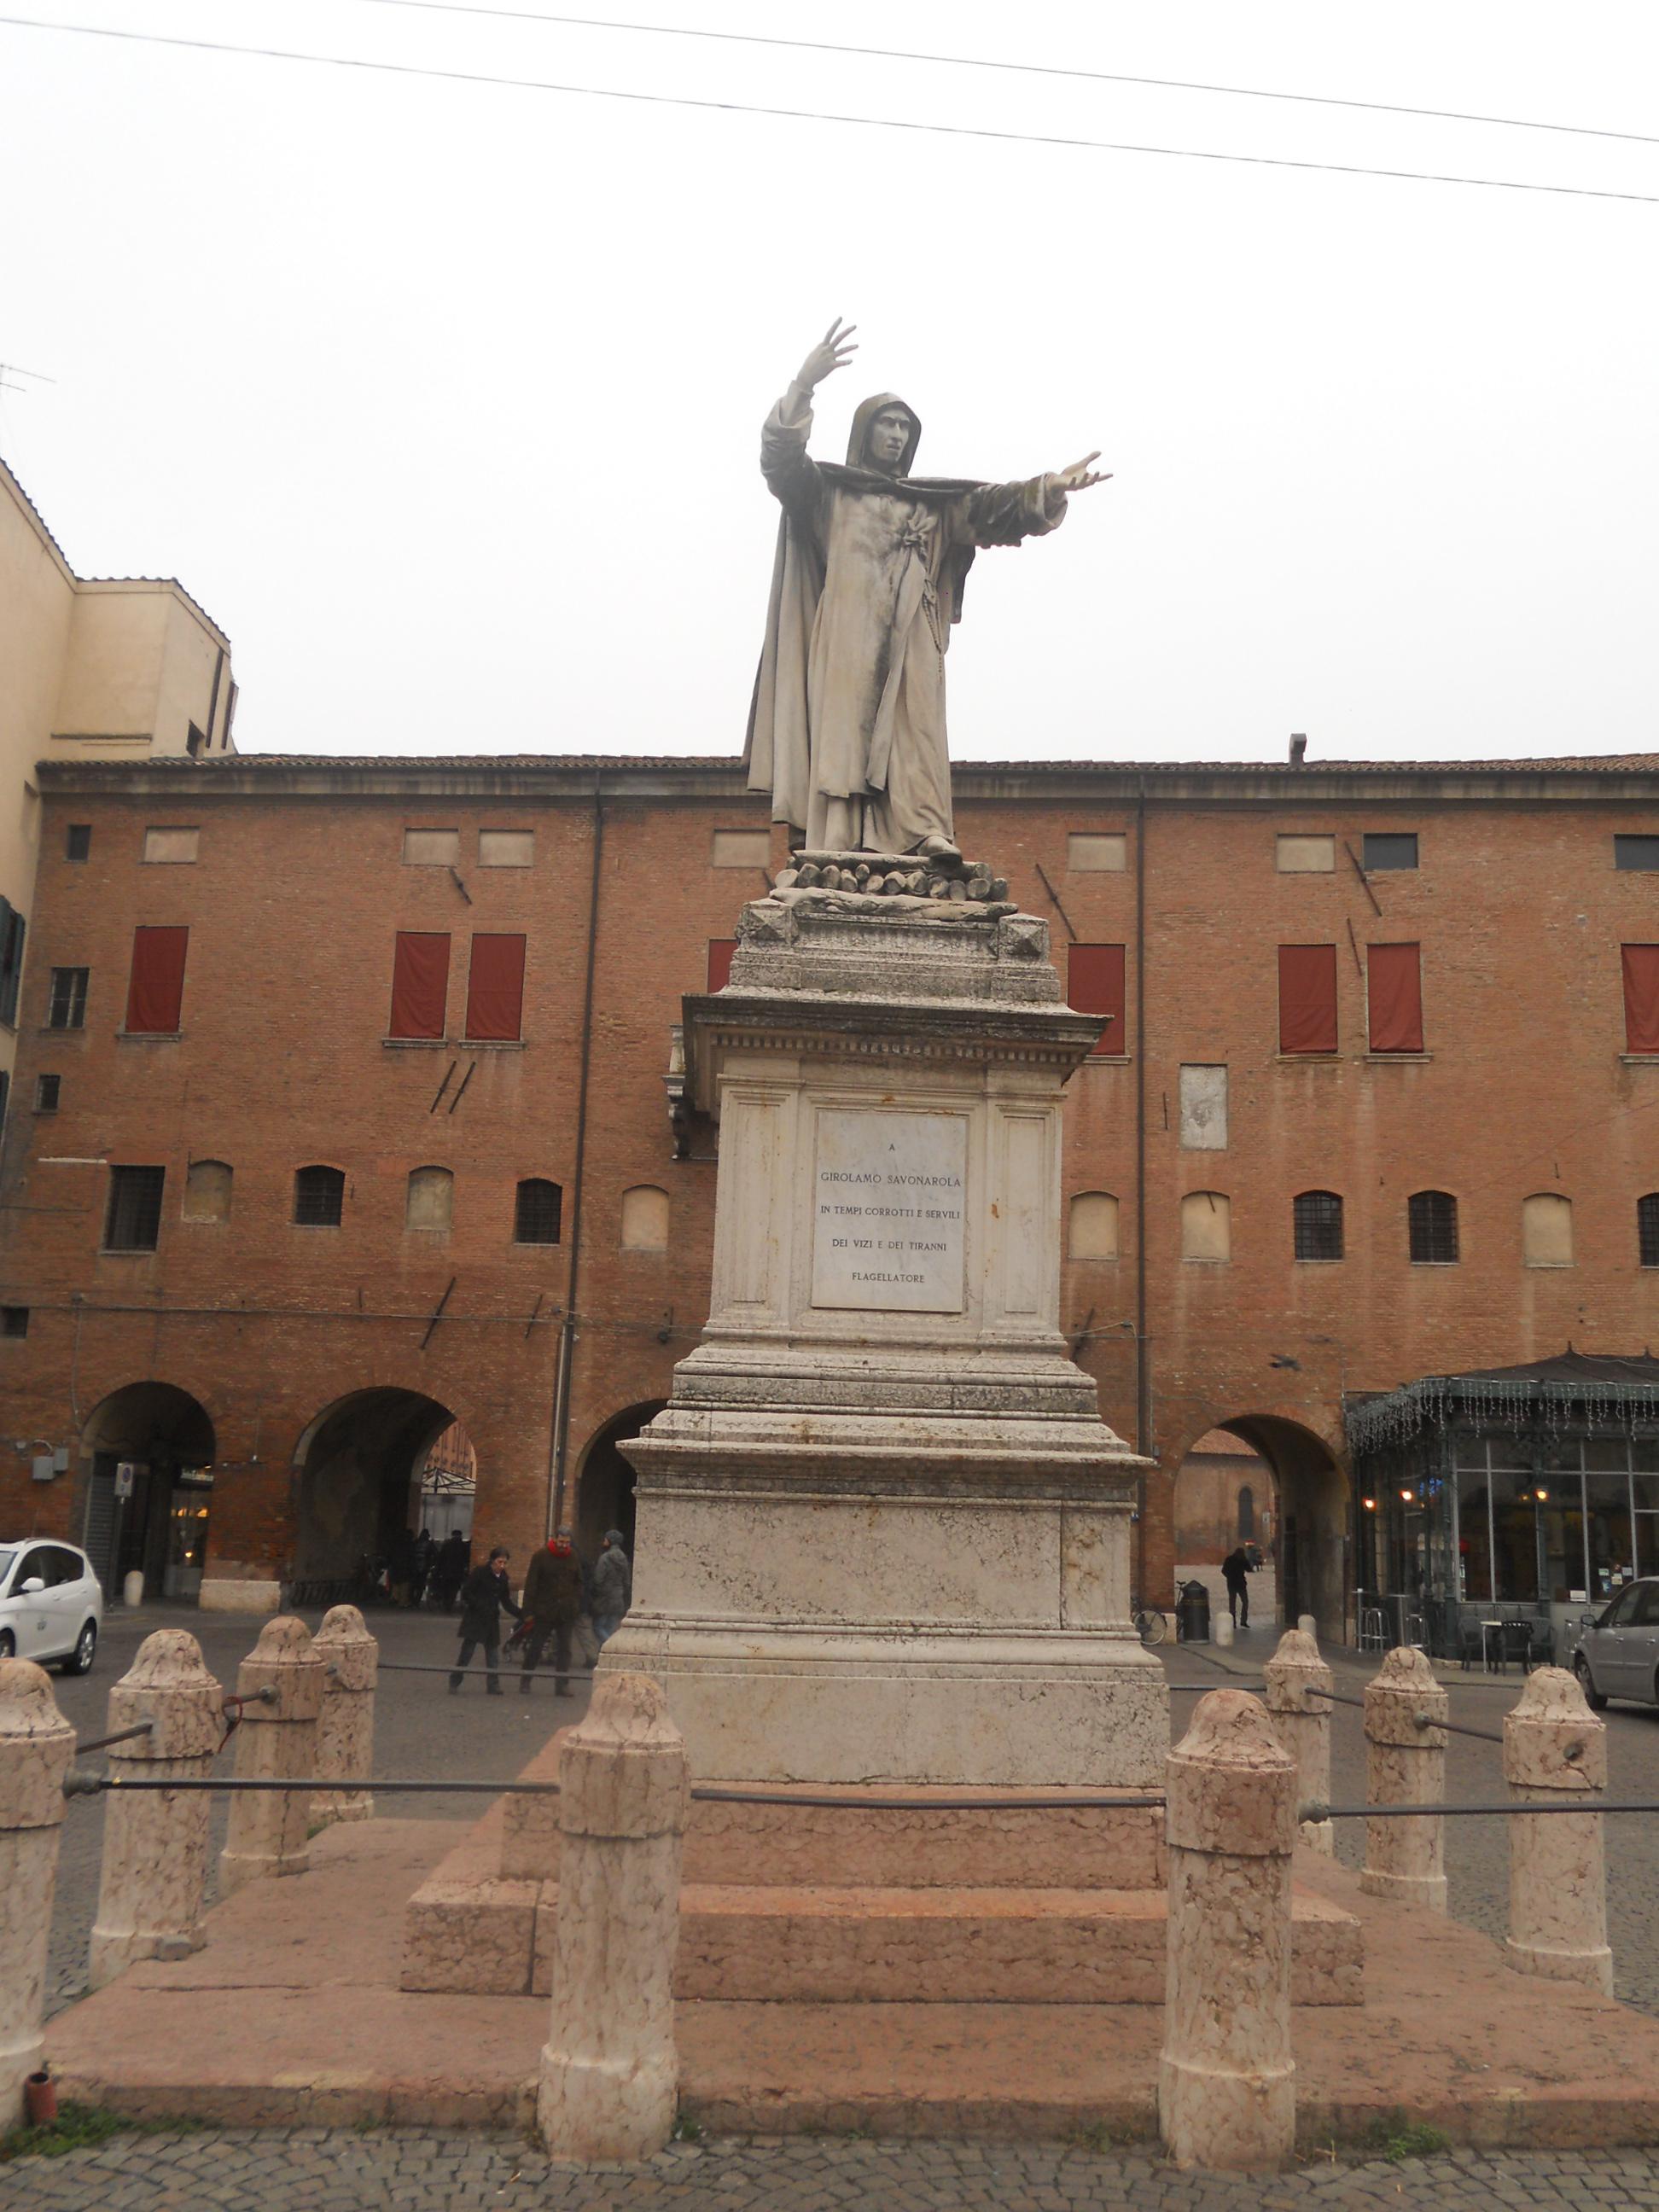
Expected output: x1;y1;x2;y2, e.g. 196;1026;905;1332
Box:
294;1165;345;1227
1293;1190;1343;1262
620;1184;670;1252
182;1159;232;1225
1068;1190;1120;1260
1408;1190;1458;1264
515;1178;562;1245
1639;1194;1659;1270
1180;1190;1231;1263
406;1166;453;1233
1521;1192;1573;1268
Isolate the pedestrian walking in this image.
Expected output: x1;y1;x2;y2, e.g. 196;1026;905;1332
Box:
431;1530;467;1612
591;1527;633;1648
1221;1545;1252;1629
520;1529;584;1696
449;1546;521;1692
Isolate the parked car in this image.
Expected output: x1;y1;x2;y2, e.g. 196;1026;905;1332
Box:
1572;1577;1659;1710
0;1540;102;1673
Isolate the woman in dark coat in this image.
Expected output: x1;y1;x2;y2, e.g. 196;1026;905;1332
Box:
448;1546;521;1693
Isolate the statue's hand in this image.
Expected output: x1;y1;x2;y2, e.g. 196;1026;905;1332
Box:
1053;451;1111;494
794;317;859;394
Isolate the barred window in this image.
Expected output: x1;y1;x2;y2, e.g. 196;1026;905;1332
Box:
294;1165;346;1226
48;968;88;1030
34;1074;60;1113
1639;1195;1659;1269
1293;1190;1344;1261
515;1177;562;1245
1408;1190;1459;1264
105;1166;166;1252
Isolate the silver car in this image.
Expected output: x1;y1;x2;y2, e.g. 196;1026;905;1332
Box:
1573;1578;1659;1710
0;1540;102;1673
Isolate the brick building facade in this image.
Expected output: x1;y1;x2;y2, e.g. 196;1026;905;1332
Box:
2;750;1657;1639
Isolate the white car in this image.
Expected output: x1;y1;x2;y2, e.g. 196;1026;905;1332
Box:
0;1540;102;1673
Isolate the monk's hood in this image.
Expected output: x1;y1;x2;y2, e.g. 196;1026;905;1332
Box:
823;391;982;501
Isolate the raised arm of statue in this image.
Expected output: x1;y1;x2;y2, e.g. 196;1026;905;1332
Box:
762;320;859;529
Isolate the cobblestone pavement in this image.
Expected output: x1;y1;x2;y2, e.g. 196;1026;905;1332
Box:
8;2131;1659;2211
43;1602;593;2017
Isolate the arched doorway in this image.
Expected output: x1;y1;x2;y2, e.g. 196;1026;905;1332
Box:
1178;1415;1348;1641
291;1388;472;1605
80;1382;217;1602
1173;1429;1278;1633
573;1401;664;1567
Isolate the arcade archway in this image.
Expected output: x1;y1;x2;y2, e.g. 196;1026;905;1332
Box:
573;1400;664;1564
80;1382;218;1602
291;1388;467;1604
1174;1415;1348;1642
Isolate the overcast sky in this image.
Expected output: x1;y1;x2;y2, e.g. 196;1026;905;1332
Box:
3;2;1657;766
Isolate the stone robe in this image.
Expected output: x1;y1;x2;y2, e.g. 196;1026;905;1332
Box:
745;390;1071;854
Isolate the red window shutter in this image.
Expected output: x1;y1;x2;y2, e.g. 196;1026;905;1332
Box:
125;926;189;1034
1068;943;1126;1055
464;934;526;1041
1623;945;1659;1054
1278;945;1338;1054
389;932;450;1039
1367;943;1424;1054
707;939;736;992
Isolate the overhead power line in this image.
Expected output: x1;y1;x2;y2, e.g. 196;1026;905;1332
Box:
3;14;1656;204
347;0;1659;152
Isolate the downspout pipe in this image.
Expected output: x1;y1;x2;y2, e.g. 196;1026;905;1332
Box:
1134;782;1151;1596
547;774;604;1535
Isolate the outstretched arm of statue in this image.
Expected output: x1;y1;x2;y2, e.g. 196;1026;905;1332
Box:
960;450;1112;548
781;317;858;422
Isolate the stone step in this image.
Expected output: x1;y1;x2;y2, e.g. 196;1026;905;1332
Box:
500;1740;1167;1891
403;1848;1360;2008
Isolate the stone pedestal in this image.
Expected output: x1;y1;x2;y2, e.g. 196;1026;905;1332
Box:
312;1605;378;1827
1504;1668;1612;1994
89;1630;223;1988
218;1617;325;1895
608;868;1164;1786
0;1661;74;2129
1361;1646;1447;1912
1264;1628;1334;1855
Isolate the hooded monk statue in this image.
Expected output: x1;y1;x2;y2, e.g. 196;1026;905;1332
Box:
744;318;1109;859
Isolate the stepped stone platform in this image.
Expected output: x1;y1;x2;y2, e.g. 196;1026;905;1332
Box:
398;1731;1362;2006
44;1817;1659;2148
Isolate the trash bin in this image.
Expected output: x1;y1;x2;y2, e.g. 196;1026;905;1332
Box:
1177;1579;1211;1644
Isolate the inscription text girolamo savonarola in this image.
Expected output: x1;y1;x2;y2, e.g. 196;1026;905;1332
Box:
811;1108;967;1313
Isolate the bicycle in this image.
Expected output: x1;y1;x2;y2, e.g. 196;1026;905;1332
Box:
1133;1605;1168;1647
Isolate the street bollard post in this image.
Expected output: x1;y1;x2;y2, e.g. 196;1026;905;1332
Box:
311;1604;378;1828
88;1630;223;1989
1263;1627;1334;1855
218;1615;325;1895
0;1660;75;2130
1360;1644;1447;1912
537;1672;689;2163
1503;1667;1612;1994
1159;1689;1297;2172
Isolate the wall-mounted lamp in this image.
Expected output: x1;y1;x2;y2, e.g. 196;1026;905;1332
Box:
1362;1497;1377;1511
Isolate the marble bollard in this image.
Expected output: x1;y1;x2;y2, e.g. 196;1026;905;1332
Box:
1360;1645;1447;1912
0;1660;75;2129
89;1631;223;1988
537;1672;689;2163
218;1616;325;1895
311;1605;378;1827
1504;1668;1612;1994
1159;1690;1297;2173
1263;1627;1334;1855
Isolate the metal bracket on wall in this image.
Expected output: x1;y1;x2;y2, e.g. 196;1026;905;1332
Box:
447;1061;477;1114
420;1277;457;1350
1033;860;1079;944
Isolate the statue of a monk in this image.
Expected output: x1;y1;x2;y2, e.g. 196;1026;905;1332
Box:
744;319;1109;857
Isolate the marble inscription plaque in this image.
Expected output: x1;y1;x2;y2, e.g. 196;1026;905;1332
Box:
812;1108;967;1313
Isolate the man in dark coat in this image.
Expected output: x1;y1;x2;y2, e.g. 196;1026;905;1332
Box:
520;1531;584;1697
449;1546;521;1693
1221;1545;1252;1629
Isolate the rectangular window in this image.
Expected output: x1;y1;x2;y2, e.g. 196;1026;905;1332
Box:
66;824;90;862
1615;836;1659;872
711;830;770;869
104;1165;166;1251
0;898;25;1027
34;1074;60;1113
125;926;189;1034
1363;832;1418;870
388;931;451;1039
1068;832;1127;872
1367;943;1423;1053
1278;944;1338;1054
0;1307;26;1338
1623;945;1659;1054
464;933;526;1041
1276;834;1335;873
142;827;199;864
1068;943;1126;1056
48;967;88;1030
707;939;736;992
478;830;534;868
185;724;206;760
402;828;460;866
